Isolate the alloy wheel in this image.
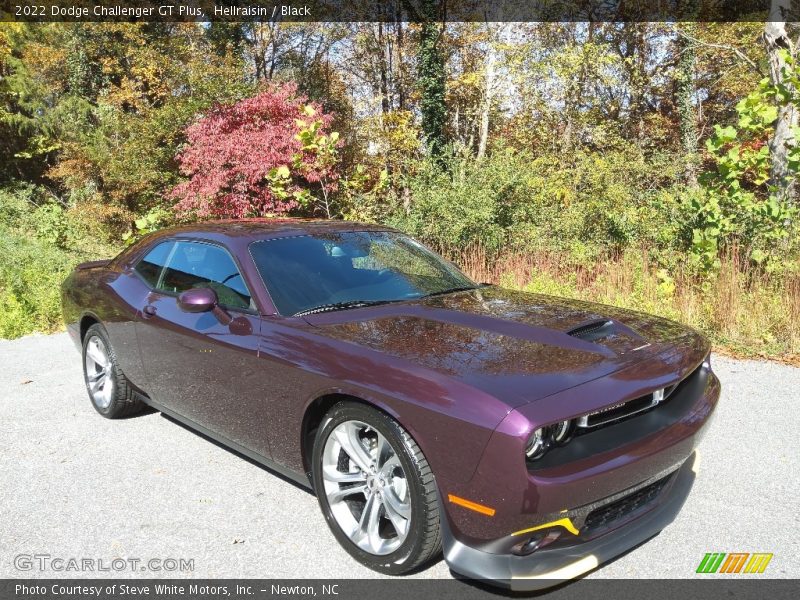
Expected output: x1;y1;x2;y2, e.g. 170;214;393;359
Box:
84;335;114;409
321;420;411;555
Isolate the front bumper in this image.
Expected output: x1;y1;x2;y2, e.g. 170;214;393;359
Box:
443;450;699;590
439;350;719;590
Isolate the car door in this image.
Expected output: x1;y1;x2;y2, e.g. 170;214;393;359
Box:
133;239;271;460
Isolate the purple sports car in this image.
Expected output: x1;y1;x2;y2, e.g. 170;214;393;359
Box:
61;219;719;589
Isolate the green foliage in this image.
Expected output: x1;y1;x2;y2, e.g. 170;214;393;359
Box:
293;109;341;217
696;52;800;274
2;23;253;232
247;109;342;217
0;226;74;338
392;146;688;264
391;150;517;253
418;3;447;157
121;206;174;246
338;165;390;222
0;184;74;248
515;270;580;300
0;184;117;338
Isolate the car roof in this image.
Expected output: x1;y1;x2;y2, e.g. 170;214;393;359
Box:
154;218;398;241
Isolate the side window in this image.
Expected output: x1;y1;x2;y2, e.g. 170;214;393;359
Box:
135;241;174;287
159;241;253;310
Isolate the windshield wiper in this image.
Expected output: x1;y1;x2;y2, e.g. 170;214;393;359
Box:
420;285;480;299
295;286;481;316
294;299;400;317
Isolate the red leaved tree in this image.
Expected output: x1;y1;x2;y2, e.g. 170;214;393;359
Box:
170;83;339;219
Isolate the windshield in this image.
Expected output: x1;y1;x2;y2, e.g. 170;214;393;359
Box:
249;231;477;316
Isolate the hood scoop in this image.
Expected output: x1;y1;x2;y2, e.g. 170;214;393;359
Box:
567;319;615;342
566;318;651;356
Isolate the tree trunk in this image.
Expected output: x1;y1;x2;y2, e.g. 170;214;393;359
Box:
396;18;406;110
633;25;648;144
618;24;649;144
378;23;390;115
676;23;698;187
764;0;797;204
402;186;412;215
563;22;595;151
477;33;495;159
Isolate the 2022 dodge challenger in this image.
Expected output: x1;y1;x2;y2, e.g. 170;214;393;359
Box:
61;219;719;589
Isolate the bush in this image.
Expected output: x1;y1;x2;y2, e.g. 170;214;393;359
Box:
391;146;688;264
170;84;339;219
0;184;118;338
0;225;72;337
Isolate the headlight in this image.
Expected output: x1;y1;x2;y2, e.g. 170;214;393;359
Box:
525;428;547;459
551;419;573;444
526;419;575;461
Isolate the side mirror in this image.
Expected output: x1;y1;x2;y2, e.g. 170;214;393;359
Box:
177;287;218;313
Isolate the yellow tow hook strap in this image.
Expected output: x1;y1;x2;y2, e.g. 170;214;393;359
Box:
511;516;580;537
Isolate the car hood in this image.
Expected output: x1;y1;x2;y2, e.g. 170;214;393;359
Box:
302;286;707;408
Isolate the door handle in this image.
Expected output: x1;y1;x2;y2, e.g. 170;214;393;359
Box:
143;305;157;318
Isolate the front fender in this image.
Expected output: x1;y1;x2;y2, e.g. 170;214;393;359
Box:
257;320;512;486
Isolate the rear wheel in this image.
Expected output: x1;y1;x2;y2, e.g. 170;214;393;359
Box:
311;401;441;574
82;323;143;419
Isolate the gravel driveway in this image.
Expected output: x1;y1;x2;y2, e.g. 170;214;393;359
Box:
1;332;798;581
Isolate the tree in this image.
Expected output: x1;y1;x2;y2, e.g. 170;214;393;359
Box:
417;0;447;157
696;64;799;272
676;23;698;186
170;83;340;219
0;22;252;235
763;0;798;204
476;24;499;159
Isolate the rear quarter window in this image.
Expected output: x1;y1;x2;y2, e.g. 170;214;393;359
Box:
134;241;174;287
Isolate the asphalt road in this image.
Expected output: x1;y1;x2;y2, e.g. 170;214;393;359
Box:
1;332;798;583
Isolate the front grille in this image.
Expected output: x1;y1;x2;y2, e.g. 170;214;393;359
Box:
579;392;659;428
576;362;703;432
584;474;672;532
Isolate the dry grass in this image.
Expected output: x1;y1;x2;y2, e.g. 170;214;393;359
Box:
448;246;800;365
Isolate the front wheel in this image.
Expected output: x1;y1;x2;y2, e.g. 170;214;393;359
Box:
311;402;441;574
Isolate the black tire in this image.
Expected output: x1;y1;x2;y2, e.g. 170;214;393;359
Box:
311;401;441;574
82;323;144;419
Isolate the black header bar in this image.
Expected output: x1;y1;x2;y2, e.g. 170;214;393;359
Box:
0;1;788;23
